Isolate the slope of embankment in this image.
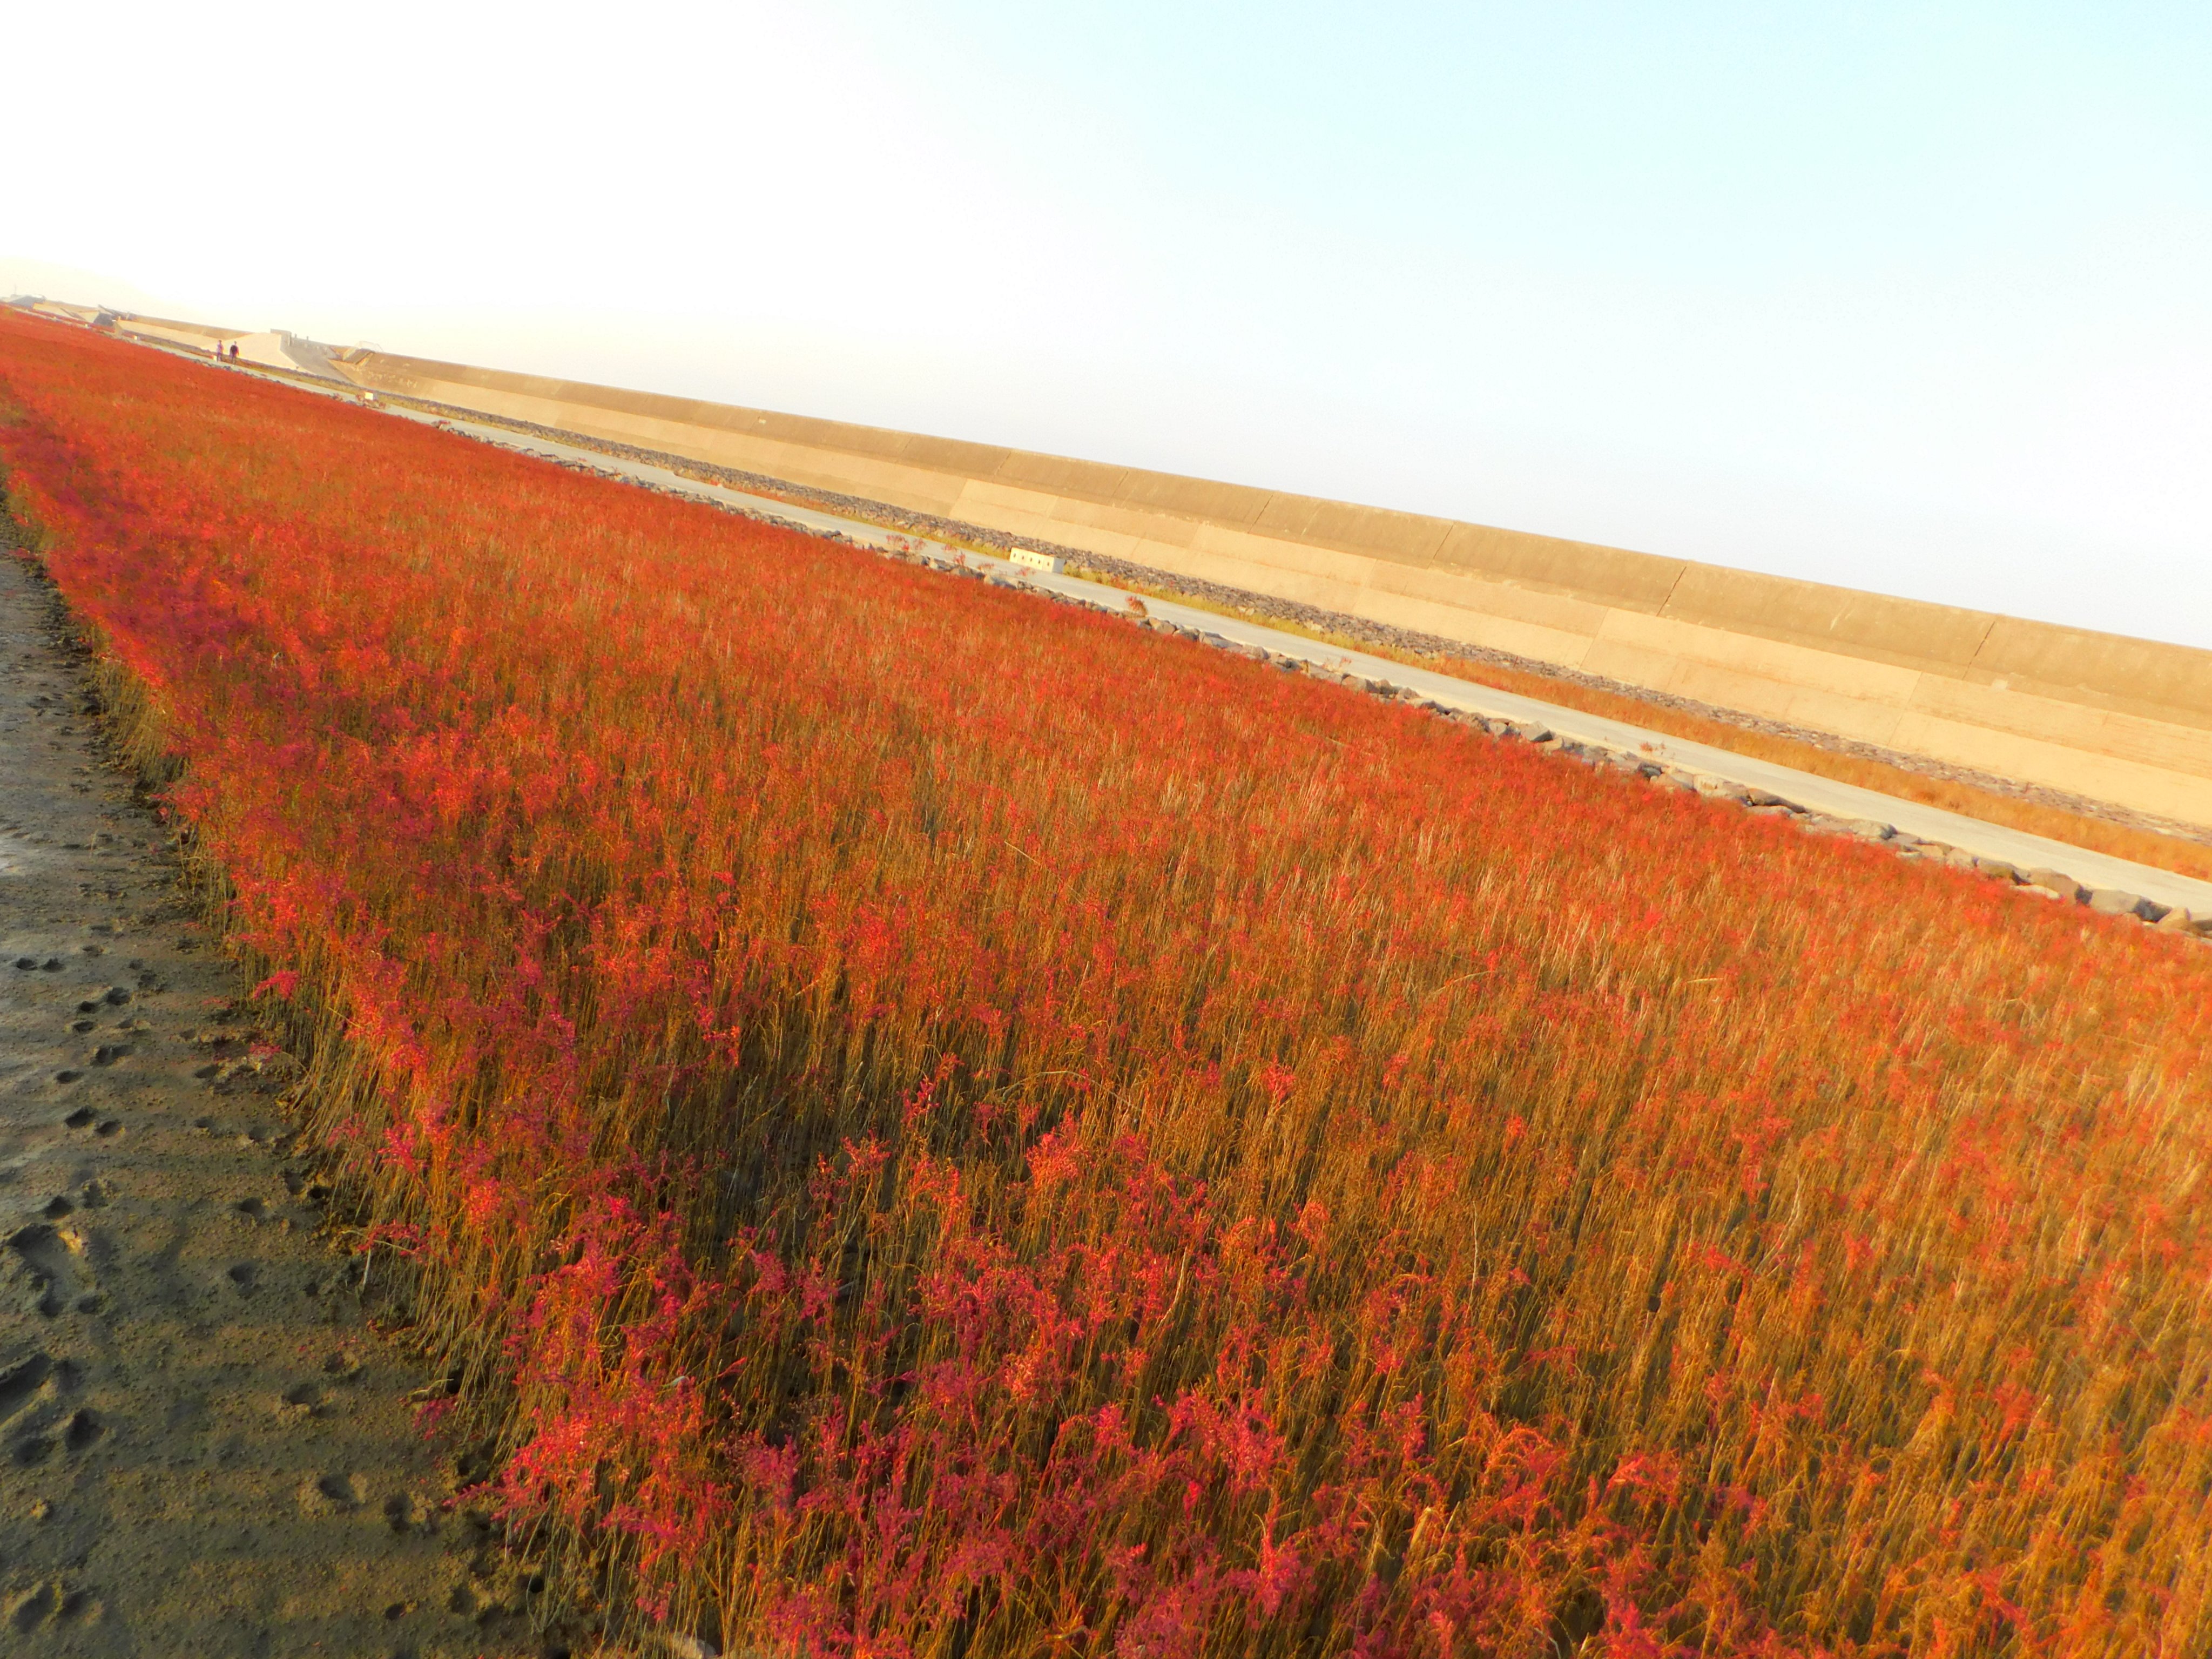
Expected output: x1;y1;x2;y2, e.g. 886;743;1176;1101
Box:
326;348;2212;836
6;308;2211;1658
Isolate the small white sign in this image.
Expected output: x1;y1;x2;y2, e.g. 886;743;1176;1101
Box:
1008;548;1063;575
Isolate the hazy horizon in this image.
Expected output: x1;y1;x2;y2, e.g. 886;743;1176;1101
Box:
11;2;2210;650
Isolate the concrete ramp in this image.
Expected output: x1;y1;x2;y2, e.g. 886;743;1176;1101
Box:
28;301;111;327
227;331;296;372
226;331;349;382
276;335;350;381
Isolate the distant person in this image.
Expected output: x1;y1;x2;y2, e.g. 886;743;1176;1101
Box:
230;343;240;360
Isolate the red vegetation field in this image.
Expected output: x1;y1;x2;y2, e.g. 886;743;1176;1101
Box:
4;312;2210;1657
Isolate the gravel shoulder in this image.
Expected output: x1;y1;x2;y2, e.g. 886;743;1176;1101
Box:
0;550;542;1657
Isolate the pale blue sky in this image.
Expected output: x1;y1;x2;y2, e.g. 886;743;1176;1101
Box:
10;3;2210;644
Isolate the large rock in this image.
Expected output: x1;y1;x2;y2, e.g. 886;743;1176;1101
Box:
2087;888;2166;921
2023;868;2086;902
1800;814;1892;841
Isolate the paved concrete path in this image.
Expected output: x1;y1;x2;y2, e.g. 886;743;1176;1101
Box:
377;407;2212;920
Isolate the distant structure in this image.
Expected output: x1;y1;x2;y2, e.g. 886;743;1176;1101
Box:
6;298;118;329
93;313;352;382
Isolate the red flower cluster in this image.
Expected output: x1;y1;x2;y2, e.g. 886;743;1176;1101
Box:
4;312;2209;1657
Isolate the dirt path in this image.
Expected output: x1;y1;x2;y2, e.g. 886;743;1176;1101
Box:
0;551;549;1657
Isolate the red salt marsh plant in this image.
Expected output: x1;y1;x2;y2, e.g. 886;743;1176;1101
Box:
3;309;2210;1658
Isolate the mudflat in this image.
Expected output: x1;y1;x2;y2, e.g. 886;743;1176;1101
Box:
0;550;537;1656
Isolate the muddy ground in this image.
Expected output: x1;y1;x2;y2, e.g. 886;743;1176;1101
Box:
0;549;564;1657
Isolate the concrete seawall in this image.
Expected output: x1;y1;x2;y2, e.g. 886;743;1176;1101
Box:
113;313;239;354
329;350;2212;830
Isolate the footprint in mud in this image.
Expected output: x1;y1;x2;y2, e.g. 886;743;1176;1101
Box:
278;1381;327;1422
4;1224;99;1317
0;1352;62;1424
448;1584;481;1617
62;1106;122;1138
300;1471;368;1514
9;1431;56;1467
90;1043;130;1067
385;1491;431;1535
16;1410;103;1465
5;1580;95;1634
0;1354;85;1468
5;1584;55;1634
225;1262;260;1298
232;1196;267;1222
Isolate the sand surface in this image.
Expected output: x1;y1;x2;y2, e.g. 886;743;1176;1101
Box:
0;551;551;1656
